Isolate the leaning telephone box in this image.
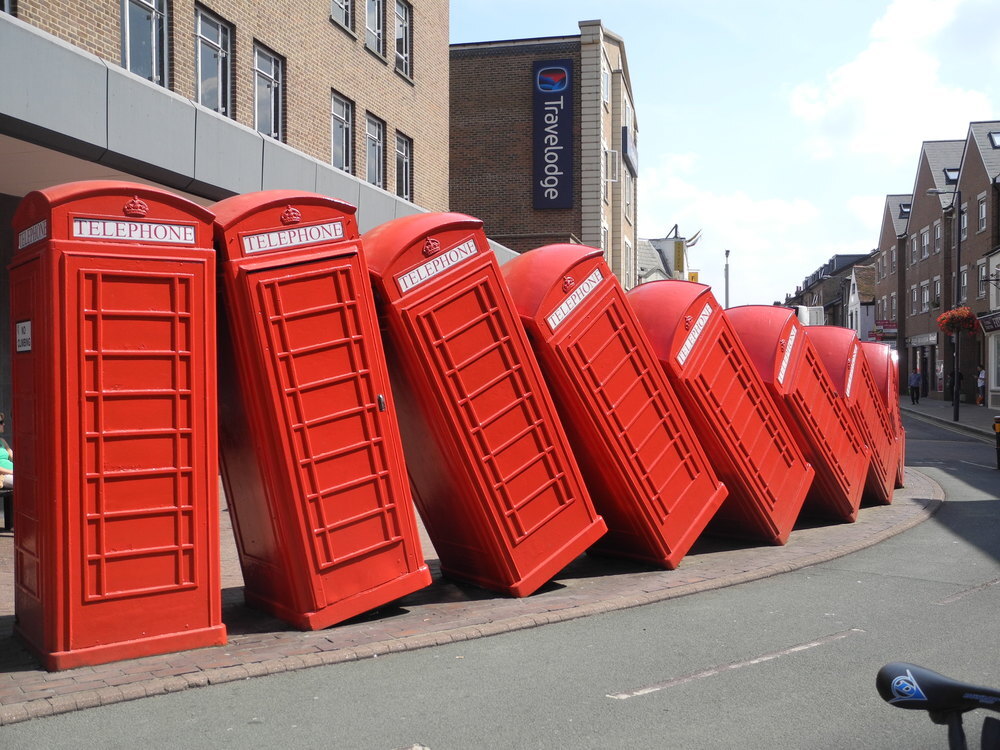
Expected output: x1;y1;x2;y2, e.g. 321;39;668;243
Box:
727;306;870;522
803;327;896;505
860;341;906;488
501;244;727;568
9;181;226;669
363;213;606;596
626;281;813;545
212;191;430;629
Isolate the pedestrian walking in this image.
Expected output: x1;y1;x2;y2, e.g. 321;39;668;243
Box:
977;365;986;405
908;368;922;405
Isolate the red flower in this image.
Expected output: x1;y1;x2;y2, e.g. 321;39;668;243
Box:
936;306;979;335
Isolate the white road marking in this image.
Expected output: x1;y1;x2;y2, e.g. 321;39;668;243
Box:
606;628;865;700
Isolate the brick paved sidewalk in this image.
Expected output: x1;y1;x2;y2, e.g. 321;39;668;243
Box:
0;469;942;726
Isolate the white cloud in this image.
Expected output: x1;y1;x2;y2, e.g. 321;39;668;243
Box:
639;155;835;306
789;0;994;165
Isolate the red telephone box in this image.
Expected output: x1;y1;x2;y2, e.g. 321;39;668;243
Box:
803;327;896;505
212;191;430;629
502;245;727;568
9;181;226;670
727;306;870;522
626;281;813;545
860;341;905;488
363;213;606;596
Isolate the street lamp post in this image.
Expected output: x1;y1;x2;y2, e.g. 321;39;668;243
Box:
927;187;962;422
724;249;730;308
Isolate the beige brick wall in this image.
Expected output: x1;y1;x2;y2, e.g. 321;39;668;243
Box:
11;0;449;210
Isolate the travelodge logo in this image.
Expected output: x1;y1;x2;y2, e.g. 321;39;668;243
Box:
536;66;569;92
533;60;574;210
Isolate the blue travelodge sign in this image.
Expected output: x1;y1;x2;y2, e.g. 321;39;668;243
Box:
533;60;574;209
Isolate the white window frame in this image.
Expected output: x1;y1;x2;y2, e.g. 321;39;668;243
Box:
366;113;385;187
394;0;412;77
960;267;968;302
366;0;384;54
934;221;942;253
960;205;968;240
979;197;987;232
890;292;897;321
331;0;352;29
601;56;610;105
920;282;930;312
978;262;987;298
909;235;917;265
910;286;917;315
195;7;232;116
624;169;633;221
933;277;941;308
920;229;929;259
395;131;412;201
122;0;168;86
254;45;284;140
331;92;353;173
890;247;896;274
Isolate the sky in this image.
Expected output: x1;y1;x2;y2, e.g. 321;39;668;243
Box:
449;0;1000;307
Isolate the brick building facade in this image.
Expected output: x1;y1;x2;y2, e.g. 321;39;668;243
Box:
0;1;451;420
450;20;639;288
871;123;1000;407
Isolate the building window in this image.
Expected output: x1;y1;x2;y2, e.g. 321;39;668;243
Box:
979;263;987;298
909;236;917;265
890;293;897;320
920;283;929;312
394;0;412;77
254;45;283;140
331;0;352;29
944;167;959;184
331;92;353;173
395;131;412;200
123;0;168;86
960;268;968;302
979;198;987;232
921;229;929;259
1;0;12;13
960;207;968;240
910;286;917;315
933;277;941;307
366;0;384;54
195;7;232;116
601;57;610;104
601;225;609;254
366;114;385;187
889;247;896;274
624;170;633;220
934;222;942;253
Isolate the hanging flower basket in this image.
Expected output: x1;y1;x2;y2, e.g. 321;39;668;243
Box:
936;306;979;336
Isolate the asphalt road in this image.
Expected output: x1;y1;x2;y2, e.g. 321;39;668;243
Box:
5;414;999;750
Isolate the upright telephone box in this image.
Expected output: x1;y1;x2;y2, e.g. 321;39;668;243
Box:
363;213;606;596
860;341;905;488
727;306;870;522
9;181;226;669
627;281;813;545
502;245;727;568
212;191;430;629
804;327;896;505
